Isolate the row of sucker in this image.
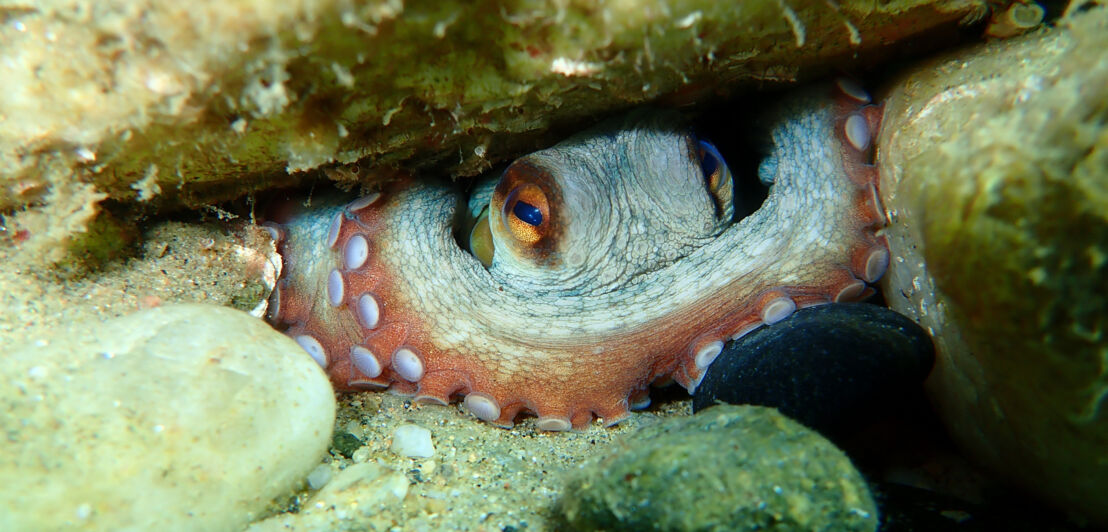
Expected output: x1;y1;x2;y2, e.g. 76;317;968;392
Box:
672;78;889;397
281;191;545;428
274;192;432;393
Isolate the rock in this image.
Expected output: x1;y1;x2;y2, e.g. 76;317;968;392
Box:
693;303;934;438
390;424;435;458
0;0;988;213
876;7;1108;525
0;304;336;532
310;462;410;504
247;462;410;532
557;404;877;532
306;464;334;491
331;431;363;459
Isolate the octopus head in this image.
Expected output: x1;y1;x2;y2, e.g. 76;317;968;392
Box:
483;112;736;293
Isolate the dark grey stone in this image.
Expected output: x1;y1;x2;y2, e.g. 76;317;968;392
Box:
693;303;933;437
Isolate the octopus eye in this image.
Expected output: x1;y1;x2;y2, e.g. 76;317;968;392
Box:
697;140;728;193
502;182;549;244
512;201;543;226
695;139;734;217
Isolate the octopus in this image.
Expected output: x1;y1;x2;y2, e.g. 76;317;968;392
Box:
264;79;888;431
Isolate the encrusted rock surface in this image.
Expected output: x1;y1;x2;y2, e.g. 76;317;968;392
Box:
558;404;877;531
877;6;1108;525
0;304;336;532
0;0;990;210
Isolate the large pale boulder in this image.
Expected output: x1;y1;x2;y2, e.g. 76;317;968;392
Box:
877;8;1108;524
0;304;336;531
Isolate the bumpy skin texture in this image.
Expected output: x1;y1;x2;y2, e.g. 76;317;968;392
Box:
268;83;887;430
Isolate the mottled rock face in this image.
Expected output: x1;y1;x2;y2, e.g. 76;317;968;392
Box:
877;8;1108;525
0;0;990;211
557;404;878;531
0;1;993;271
0;304;336;532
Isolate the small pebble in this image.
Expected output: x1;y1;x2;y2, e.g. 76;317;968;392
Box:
331;431;363;458
307;464;333;490
390;424;435;458
351;446;372;463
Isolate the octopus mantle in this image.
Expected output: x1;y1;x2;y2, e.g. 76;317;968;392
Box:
266;81;888;431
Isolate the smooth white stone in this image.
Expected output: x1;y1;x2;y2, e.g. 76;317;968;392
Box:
0;304;336;532
306;464;333;490
249;462;409;530
389;424;435;458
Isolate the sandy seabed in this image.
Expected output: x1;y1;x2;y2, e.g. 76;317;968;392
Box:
0;218;690;531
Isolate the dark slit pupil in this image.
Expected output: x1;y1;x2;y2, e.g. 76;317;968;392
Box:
512;201;543;226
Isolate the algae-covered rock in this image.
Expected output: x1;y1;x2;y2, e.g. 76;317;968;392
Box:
558;405;877;531
0;0;992;213
0;304;336;532
877;6;1108;525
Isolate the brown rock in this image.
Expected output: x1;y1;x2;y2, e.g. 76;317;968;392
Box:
1;0;990;214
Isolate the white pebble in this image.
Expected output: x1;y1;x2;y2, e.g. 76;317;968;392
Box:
390;424;435;458
351;446;372;463
306;464;333;490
